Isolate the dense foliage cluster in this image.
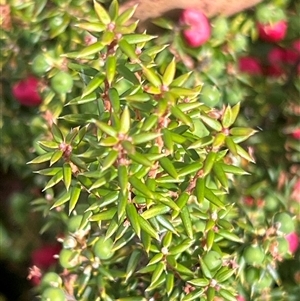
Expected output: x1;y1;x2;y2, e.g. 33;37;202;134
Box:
0;0;299;301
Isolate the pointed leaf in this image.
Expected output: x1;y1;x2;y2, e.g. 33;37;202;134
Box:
159;157;178;179
180;206;193;239
43;170;63;191
82;74;105;98
63;163;72;191
126;203;141;238
138;215;159;240
163;57;176;86
94;0;111;24
69;184;81;214
77;42;104;58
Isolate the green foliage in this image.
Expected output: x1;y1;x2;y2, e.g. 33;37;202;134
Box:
1;0;299;301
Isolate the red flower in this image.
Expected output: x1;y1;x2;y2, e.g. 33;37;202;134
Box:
239;56;263;75
292;128;300;140
257;20;287;42
12;76;42;106
180;9;211;48
31;244;61;270
285;232;299;253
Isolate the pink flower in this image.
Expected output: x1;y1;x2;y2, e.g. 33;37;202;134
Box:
180;9;211;48
285;232;299;253
236;295;246;301
31;244;61;270
257;20;288;42
292;128;300;140
267;47;285;65
264;65;285;77
239;56;263;75
292;39;300;53
12;76;42;106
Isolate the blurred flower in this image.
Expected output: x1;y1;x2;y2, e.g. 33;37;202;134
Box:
257;20;287;42
31;243;61;270
285;232;299;253
180;9;211;48
239;56;263;75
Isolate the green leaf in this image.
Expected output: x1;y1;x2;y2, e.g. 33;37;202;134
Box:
230;127;258;138
50;150;63;166
65;93;97;106
43;169;63;191
171;192;189;219
217;229;243;243
199;257;212;279
141;231;151;254
63;163;72;191
118;165;128;195
162;128;174;153
156;215;178;235
132;132;161;145
169;238;194;256
51;122;64;143
125;250;142;282
200;115;222;132
93;0;111;24
28;152;54;164
120;106;131;134
206;230;215;251
225;136;238;156
159;157;178;179
147;253;164;266
187;278;210;287
170;106;194;130
126;203;141;238
108;88;120;113
108;0;119;21
77;42;105;59
138;215;159;240
162;57;176;86
219;289;237;301
148;262;165;288
166;273;174;296
236;144;255;163
141;115;159;131
69;184;81;214
171;72;192;87
204;188;225;209
141;205;169;220
51;191;71;209
117;192;127;221
215;268;235;283
221;105;233;129
123;34;157;44
218;163;249;175
231;102;240;124
75;22;106;32
180;206;193;239
141;65;162;87
94;120;118;137
102;149;118;171
117;65;140;85
119;39;139;60
116;4;138;25
174;263;194;276
128;151;153;167
99;136;119;146
182;289;205;301
106;55;117;86
213;162;228;189
89;208;117;221
178;161;203;177
34;167;61;176
203;151;217;176
129;176;153;198
82;74;105;98
195;177;205;204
